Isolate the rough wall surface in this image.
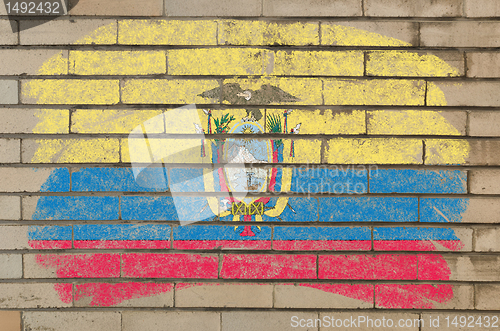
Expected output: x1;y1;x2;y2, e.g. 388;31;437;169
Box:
1;0;500;330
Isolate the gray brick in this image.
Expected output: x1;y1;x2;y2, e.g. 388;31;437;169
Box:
423;285;474;309
0;284;72;308
0;168;68;192
470;170;500;194
69;0;163;16
175;283;273;308
365;0;463;17
22;196;40;221
0;50;68;75
421;22;500;47
0;226;31;250
166;0;262;16
467;140;500;166
476;285;500;310
0;80;18;104
0;109;69;134
428;81;500;107
223;311;319;331
23;312;121;331
426;139;500;166
20;19;117;45
263;0;361;16
0;254;22;278
0;139;20;163
123;311;220;331
75;283;173;307
465;0;500;17
467;52;500;78
475;228;500;252
469;111;500;137
444;255;500;281
0;20;17;45
274;284;372;308
0;196;21;220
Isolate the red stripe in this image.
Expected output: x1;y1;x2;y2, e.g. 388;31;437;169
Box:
221;254;317;279
375;284;454;309
173;240;271;250
35;254;120;278
417;254;451;280
74;240;170;249
29;240;72;249
122;253;218;278
319;254;417;280
274;240;371;251
374;240;463;251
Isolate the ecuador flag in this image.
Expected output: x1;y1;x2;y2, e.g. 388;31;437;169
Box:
20;19;471;308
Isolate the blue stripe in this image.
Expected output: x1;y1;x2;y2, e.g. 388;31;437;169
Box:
72;167;167;192
121;196;217;222
169;168;205;192
420;198;469;223
319;197;418;222
260;197;319;222
374;227;459;240
173;225;271;241
274;226;370;240
28;226;72;240
121;196;178;221
31;196;119;220
370;169;467;194
74;224;171;240
40;168;70;192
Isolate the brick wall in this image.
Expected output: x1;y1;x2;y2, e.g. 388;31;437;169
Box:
1;0;500;330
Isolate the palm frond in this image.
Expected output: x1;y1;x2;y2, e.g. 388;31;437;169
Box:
266;114;282;133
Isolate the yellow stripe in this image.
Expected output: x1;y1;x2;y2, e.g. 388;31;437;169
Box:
326;138;423;164
33;110;69;134
218;20;319;46
366;51;461;77
367;110;464;136
23;80;119;105
273;50;363;76
168;48;273;76
69;51;166;75
119;20;217;45
71;110;164;134
425;139;470;165
122;138;212;164
36;51;68;75
28;139;119;163
122;79;219;104
427;82;452;106
266;109;365;135
321;23;412;47
324;79;425;106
